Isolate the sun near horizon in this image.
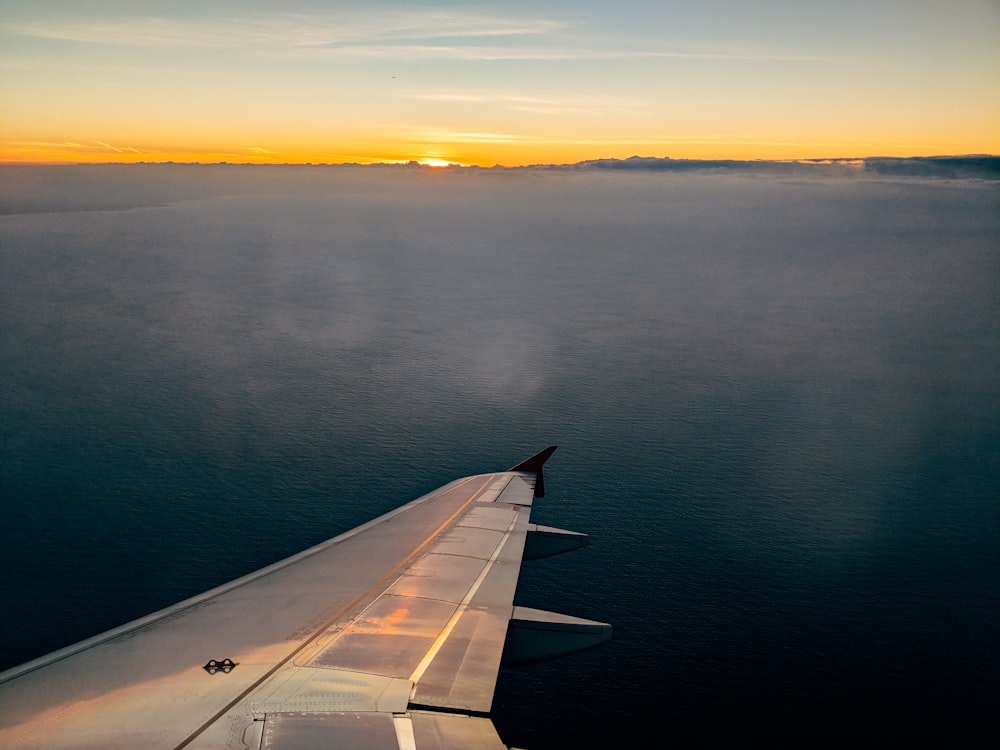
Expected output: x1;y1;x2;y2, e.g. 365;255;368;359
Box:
3;138;996;169
1;2;997;168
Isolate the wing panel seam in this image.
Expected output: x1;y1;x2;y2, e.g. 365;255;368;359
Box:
407;508;521;687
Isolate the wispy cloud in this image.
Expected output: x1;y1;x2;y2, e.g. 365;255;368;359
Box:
3;11;568;51
541;135;890;149
419;130;529;144
296;44;832;63
4;11;832;64
0;140;144;159
295;11;568;45
407;91;642;117
404;129;894;151
3;141;88;151
94;141;142;154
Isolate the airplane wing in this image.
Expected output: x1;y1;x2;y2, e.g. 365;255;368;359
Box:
0;447;610;749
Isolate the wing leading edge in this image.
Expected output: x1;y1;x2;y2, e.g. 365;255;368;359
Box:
0;448;610;749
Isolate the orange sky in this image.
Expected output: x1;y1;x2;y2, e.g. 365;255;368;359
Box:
2;1;998;166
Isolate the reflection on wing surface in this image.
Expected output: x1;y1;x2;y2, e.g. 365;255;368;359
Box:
0;447;611;748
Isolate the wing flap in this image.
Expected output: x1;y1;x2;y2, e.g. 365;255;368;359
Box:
260;712;399;750
249;668;411;715
410;711;507;750
409;507;528;711
409;606;510;712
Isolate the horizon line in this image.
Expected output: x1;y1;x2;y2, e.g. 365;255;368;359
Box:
2;153;997;170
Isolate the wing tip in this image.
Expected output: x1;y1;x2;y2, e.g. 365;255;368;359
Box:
508;446;557;498
508;445;557;473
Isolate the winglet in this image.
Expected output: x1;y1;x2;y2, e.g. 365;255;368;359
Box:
509;446;557;498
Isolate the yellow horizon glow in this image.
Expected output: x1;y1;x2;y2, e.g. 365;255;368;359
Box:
2;133;997;168
2;3;996;168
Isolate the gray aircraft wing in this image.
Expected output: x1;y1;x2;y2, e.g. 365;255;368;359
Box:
0;447;610;749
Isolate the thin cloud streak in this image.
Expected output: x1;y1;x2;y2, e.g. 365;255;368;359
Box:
1;140;143;158
541;136;898;149
4;141;89;151
295;45;834;63
3;11;569;50
5;13;833;64
407;92;639;106
407;129;898;151
418;131;529;144
407;91;643;117
93;142;142;154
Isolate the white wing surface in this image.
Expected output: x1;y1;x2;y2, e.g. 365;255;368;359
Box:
0;447;610;749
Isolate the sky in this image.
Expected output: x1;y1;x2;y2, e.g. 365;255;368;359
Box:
1;0;998;166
